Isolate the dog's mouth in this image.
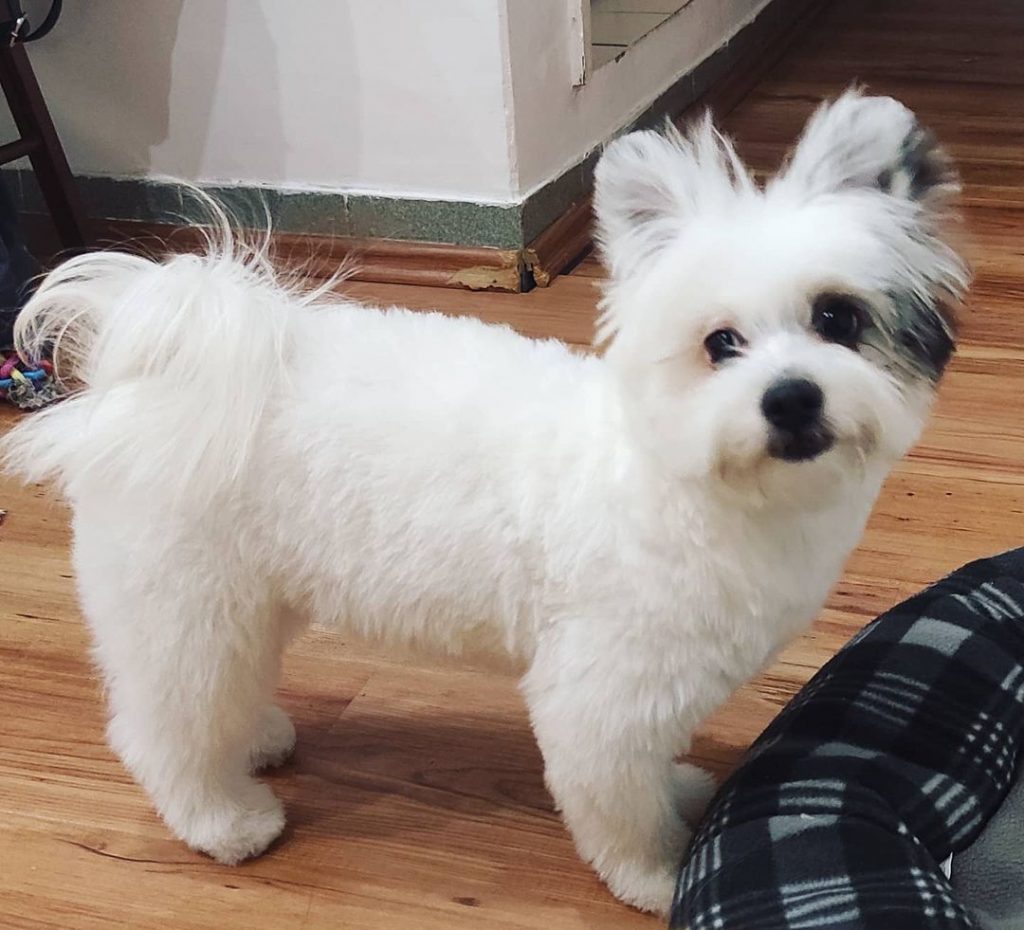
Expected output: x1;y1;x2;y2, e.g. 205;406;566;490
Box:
767;425;835;462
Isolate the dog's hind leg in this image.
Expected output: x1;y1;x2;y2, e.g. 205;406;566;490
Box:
72;513;291;864
248;702;296;771
247;607;308;772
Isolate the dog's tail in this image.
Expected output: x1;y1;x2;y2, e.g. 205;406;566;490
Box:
3;204;322;505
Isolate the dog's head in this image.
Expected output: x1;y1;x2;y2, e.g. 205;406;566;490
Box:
594;90;968;508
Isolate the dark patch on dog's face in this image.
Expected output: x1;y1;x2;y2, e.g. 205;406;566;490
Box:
859;290;955;383
897;320;954;376
862;125;960;383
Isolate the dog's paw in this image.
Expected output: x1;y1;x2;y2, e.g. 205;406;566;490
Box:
249;704;296;771
594;809;694;915
672;761;718;825
603;853;683;916
186;783;286;865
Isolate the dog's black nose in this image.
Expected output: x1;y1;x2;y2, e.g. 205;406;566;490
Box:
761;378;824;433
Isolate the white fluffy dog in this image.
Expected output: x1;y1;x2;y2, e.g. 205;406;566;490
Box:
5;91;967;913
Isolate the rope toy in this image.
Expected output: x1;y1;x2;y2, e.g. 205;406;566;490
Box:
0;352;64;409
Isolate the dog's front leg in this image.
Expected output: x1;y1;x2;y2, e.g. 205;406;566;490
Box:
523;631;715;914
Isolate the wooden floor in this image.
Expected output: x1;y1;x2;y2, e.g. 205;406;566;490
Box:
3;1;1024;927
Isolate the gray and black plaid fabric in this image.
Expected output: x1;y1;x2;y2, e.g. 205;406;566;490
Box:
671;548;1024;930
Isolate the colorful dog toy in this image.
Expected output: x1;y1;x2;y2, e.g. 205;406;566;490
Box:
0;352;64;409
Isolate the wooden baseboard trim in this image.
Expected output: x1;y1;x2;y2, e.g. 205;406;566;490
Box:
523;200;593;289
257;226;528;293
524;0;831;288
19;214;530;294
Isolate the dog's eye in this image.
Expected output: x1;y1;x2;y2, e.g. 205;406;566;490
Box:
704;328;745;365
812;294;864;348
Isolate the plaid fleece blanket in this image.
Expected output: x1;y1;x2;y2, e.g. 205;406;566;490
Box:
671;548;1024;930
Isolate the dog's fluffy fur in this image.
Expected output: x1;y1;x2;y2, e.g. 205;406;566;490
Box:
4;91;967;913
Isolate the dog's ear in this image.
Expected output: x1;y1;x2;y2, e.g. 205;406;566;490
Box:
778;89;958;211
594;118;751;280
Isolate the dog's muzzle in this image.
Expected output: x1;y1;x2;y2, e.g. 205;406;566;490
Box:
761;377;834;462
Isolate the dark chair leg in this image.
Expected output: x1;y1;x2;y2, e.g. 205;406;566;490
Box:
0;38;88;250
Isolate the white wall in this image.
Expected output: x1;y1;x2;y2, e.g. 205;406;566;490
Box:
6;0;769;206
9;0;517;202
506;0;771;198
